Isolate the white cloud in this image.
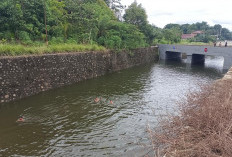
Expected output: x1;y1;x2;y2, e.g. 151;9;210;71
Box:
121;0;232;30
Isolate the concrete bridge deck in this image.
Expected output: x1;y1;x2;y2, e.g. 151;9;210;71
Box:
158;44;232;69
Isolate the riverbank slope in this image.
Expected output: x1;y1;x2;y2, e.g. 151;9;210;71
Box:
152;68;232;157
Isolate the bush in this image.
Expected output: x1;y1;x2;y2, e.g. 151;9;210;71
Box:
195;34;215;43
18;31;31;41
104;35;121;49
97;21;146;50
49;37;64;45
153;38;169;45
151;79;232;157
65;38;77;44
0;31;15;41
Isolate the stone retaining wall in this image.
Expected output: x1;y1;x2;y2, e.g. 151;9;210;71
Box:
0;47;158;103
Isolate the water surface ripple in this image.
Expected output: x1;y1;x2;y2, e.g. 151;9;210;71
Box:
0;57;224;156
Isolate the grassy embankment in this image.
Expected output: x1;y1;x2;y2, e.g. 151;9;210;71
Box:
179;40;213;46
0;43;106;56
150;74;232;157
0;39;213;57
154;39;213;46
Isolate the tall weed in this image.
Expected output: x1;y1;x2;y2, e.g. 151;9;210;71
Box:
0;44;106;56
151;79;232;157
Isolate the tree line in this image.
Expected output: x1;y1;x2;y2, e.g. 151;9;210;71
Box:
1;0;232;49
0;0;155;49
161;22;232;43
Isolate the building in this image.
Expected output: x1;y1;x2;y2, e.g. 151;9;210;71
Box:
181;30;204;39
181;34;196;39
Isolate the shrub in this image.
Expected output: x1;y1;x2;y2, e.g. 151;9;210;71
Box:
97;21;146;50
49;37;64;45
105;35;121;49
65;38;77;44
151;79;232;157
18;31;31;41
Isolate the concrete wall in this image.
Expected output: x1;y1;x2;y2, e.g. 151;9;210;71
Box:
0;47;158;103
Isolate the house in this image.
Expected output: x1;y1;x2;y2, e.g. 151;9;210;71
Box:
181;34;196;39
181;30;204;39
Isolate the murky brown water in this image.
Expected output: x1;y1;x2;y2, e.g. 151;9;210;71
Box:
0;57;224;156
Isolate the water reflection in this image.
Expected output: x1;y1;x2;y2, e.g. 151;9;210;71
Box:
0;58;225;156
162;56;225;75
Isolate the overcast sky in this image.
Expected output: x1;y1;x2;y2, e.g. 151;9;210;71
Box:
121;0;232;31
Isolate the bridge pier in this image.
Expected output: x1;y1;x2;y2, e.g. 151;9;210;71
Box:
186;55;192;64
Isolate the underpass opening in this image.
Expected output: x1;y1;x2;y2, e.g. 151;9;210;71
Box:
165;51;182;61
192;54;205;65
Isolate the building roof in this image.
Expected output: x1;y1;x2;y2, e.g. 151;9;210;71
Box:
181;34;196;39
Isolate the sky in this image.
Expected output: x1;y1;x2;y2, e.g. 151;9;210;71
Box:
120;0;232;31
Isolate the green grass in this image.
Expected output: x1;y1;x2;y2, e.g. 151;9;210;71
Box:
153;39;214;46
178;40;213;46
0;43;107;56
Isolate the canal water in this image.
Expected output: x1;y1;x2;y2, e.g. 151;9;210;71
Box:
0;57;225;157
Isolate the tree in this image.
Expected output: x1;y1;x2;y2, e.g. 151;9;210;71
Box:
103;0;124;20
214;24;222;39
164;24;181;30
194;34;215;43
123;2;156;45
123;1;147;27
180;24;190;34
0;0;24;40
195;21;209;31
221;28;232;40
97;21;146;49
67;0;117;43
163;28;181;43
0;0;66;43
140;24;156;45
104;0;124;11
0;0;148;49
152;26;163;39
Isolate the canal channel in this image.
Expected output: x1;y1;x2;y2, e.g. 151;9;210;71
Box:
0;56;225;156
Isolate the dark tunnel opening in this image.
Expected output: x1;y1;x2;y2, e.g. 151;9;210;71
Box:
192;54;205;65
165;51;182;61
